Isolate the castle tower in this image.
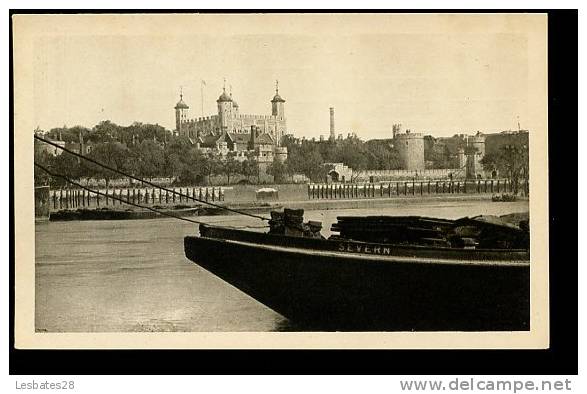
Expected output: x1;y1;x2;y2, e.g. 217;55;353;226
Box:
394;129;425;171
174;90;189;135
271;80;286;146
271;80;286;119
329;107;335;141
217;81;233;132
466;132;486;178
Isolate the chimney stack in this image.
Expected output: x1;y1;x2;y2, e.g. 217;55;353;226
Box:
329;107;335;140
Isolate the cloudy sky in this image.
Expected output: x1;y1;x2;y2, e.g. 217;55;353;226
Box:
27;13;546;139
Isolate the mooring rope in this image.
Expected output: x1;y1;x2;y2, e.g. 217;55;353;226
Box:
34;135;270;221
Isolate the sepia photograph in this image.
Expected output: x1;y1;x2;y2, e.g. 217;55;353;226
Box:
13;12;549;349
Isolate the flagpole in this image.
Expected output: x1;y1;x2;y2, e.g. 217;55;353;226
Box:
201;80;205;118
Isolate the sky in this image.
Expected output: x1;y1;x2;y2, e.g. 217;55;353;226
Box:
29;14;545;139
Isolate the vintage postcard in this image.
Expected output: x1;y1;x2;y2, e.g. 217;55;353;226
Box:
13;13;548;349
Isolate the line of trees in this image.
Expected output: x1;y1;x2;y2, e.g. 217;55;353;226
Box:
34;121;409;187
33;122;265;188
480;144;529;194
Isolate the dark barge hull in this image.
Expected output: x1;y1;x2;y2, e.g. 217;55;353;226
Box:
184;226;530;331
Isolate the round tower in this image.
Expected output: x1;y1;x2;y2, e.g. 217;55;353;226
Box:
217;87;233;131
174;92;189;135
394;129;425;171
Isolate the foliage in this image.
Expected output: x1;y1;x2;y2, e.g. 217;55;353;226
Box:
480;144;529;194
266;157;290;183
241;153;259;183
219;152;241;185
86;142;128;187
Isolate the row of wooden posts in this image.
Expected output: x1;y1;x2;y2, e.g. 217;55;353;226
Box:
51;187;224;210
308;179;525;200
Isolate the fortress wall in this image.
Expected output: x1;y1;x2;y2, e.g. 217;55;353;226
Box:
356;168;462;181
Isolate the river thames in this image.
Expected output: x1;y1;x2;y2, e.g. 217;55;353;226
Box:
35;200;529;332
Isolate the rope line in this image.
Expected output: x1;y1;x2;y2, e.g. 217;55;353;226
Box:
34;135;270;221
35;162;215;226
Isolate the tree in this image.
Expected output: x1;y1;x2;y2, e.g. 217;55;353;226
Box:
86;142;128;187
481;145;529;195
88;120;121;143
334;140;368;182
241;153;259;183
130;140;165;181
49;152;83;187
199;152;222;185
33;142;53;186
266;157;289;183
220;152;241;185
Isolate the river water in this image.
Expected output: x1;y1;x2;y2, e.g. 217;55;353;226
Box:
35;200;529;332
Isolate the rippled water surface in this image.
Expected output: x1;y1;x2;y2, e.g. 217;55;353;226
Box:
35;200;529;332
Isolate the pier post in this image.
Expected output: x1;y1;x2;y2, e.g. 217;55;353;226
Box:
205;188;209;202
496;180;500;192
435;181;439;194
53;192;57;210
172;188;176;203
428;181;431;194
420;182;423;195
491;180;494;193
477;180;480;193
96;190;100;206
404;182;407;195
212;187;216;202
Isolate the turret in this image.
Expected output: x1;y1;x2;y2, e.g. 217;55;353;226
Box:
271;80;285;119
217;81;233;131
174;90;189;135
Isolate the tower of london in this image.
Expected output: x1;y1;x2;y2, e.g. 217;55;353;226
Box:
174;81;287;148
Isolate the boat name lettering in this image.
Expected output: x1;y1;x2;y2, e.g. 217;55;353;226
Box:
338;242;393;255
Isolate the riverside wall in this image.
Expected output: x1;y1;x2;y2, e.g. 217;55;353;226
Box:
44;178;528;213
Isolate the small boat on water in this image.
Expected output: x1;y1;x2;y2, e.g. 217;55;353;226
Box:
184;210;530;331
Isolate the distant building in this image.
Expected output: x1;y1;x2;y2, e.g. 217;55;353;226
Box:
172;81;288;172
392;124;425;171
175;81;287;147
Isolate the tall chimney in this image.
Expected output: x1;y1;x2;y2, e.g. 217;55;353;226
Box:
329;107;335;140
